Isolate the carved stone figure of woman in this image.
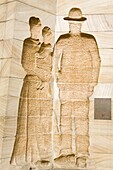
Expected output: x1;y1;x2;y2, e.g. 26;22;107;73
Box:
10;17;47;168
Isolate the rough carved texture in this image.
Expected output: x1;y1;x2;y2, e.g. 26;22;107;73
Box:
10;18;53;169
54;8;101;167
1;1;113;170
8;7;101;170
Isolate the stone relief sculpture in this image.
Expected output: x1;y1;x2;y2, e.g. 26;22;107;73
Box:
54;8;101;168
10;7;101;170
10;17;53;169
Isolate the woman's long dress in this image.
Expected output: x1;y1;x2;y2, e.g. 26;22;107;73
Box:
10;38;52;167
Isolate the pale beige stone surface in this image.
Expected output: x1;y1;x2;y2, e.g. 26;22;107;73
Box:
56;0;113;15
0;39;23;60
56;15;113;32
100;49;113;67
99;66;113;83
90;84;113;99
0;78;9;96
0;1;16;22
15;1;56;28
0;96;8;116
0;0;15;5
89;120;113;136
2;137;15;159
90;135;113;154
18;0;56;15
8;78;23;97
1;96;19;116
88;153;113;169
5;20;15;39
0;23;5;39
0;0;113;170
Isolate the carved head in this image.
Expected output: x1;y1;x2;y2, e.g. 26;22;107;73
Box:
29;16;41;39
64;8;87;34
42;26;52;44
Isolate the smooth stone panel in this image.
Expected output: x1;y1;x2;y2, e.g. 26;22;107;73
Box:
99;66;113;83
4;20;15;39
56;15;113;32
90;135;113;154
3;116;17;137
99;49;113;67
0;58;11;77
5;1;17;21
0;3;6;21
0;78;9;96
57;0;113;15
1;137;15;159
8;78;23;97
88;153;113;169
0;116;5;138
91;84;113;98
89;120;113;136
0;58;25;78
0;0;15;4
5;96;19;117
10;59;26;78
0;1;16;22
0;23;5;40
1;39;23;60
17;0;57;15
0;41;3;58
0;96;8;116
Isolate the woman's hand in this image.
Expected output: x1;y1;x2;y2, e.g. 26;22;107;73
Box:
36;80;44;90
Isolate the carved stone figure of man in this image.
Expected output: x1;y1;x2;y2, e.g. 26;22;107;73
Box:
10;17;53;169
54;8;101;168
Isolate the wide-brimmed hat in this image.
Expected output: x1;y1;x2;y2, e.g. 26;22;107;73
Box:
64;8;87;21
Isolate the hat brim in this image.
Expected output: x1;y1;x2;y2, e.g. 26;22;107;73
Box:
64;17;87;21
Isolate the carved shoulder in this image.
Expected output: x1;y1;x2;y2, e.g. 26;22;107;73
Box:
55;33;70;50
23;37;40;47
81;33;97;43
81;33;95;39
81;33;98;49
23;37;32;44
56;33;70;43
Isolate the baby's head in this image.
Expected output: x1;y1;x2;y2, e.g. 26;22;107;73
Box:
42;26;52;44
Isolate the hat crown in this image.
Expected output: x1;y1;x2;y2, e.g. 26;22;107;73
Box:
68;8;82;19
